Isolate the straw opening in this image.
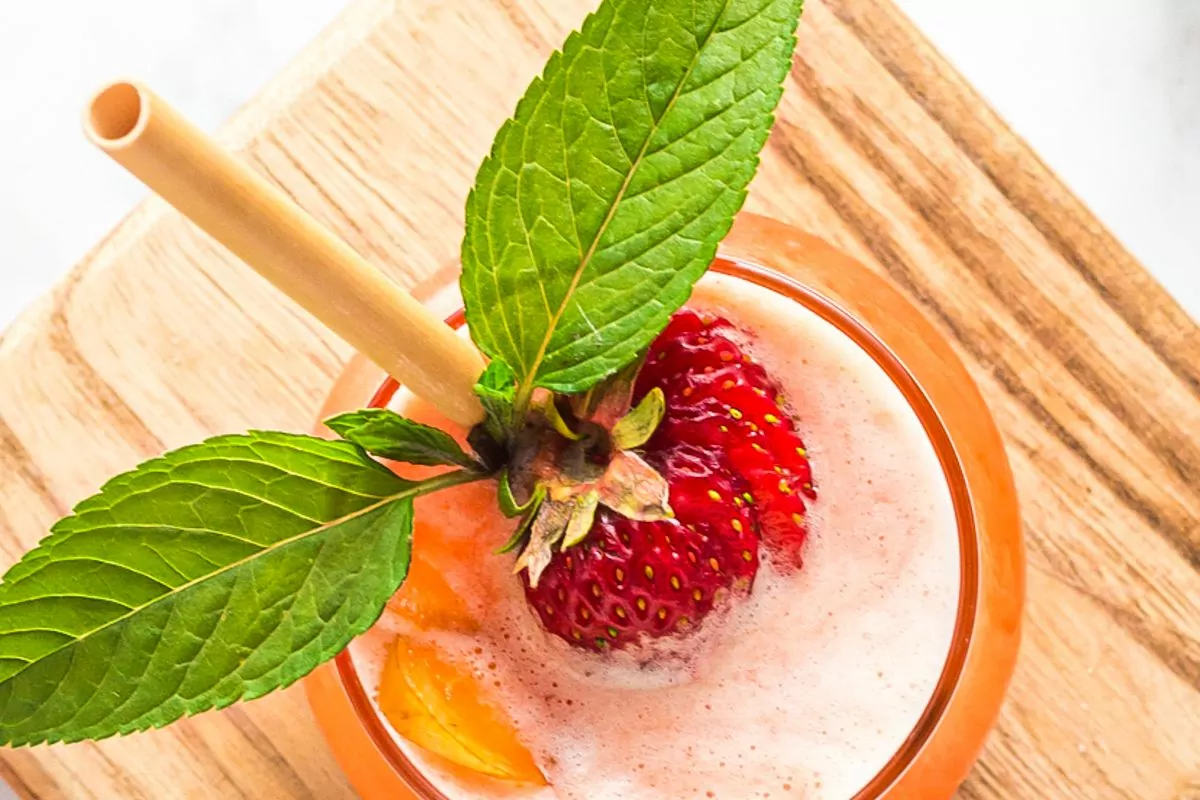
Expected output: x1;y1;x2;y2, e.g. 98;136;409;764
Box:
87;82;146;144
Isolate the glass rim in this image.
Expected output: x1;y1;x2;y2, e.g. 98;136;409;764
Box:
332;255;982;800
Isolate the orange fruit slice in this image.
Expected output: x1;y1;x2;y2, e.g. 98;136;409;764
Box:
378;635;545;784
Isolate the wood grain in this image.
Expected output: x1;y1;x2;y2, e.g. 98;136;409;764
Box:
0;0;1196;797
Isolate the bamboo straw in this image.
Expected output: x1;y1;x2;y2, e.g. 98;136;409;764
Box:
83;81;486;428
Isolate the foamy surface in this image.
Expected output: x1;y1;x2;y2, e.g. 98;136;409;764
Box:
350;273;960;799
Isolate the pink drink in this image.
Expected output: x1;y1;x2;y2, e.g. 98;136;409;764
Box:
350;272;960;799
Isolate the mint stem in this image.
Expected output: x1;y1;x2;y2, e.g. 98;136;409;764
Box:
405;468;491;496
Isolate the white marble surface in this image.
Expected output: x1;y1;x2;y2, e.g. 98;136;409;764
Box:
0;0;1197;331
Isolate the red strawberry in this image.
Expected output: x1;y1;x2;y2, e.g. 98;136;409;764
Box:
636;309;815;567
520;309;814;651
524;445;757;650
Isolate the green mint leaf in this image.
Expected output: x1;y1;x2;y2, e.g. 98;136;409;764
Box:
325;409;480;469
475;360;517;441
462;0;804;409
0;432;478;745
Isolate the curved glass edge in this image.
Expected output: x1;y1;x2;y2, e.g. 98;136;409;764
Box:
329;259;984;800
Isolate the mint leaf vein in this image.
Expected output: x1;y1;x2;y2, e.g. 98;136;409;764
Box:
0;432;480;745
462;0;803;408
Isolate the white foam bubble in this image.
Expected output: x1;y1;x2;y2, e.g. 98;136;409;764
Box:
350;272;960;799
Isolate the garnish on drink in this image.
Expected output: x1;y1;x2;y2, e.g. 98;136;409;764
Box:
520;309;816;651
0;0;968;796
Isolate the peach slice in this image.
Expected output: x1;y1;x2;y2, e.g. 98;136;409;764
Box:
365;397;539;782
387;542;477;632
378;635;545;784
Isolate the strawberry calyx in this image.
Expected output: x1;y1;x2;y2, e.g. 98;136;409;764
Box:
501;378;673;588
594;449;671;521
568;355;646;430
610;388;665;450
490;308;815;652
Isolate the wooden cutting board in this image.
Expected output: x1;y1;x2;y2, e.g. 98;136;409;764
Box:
0;0;1197;797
